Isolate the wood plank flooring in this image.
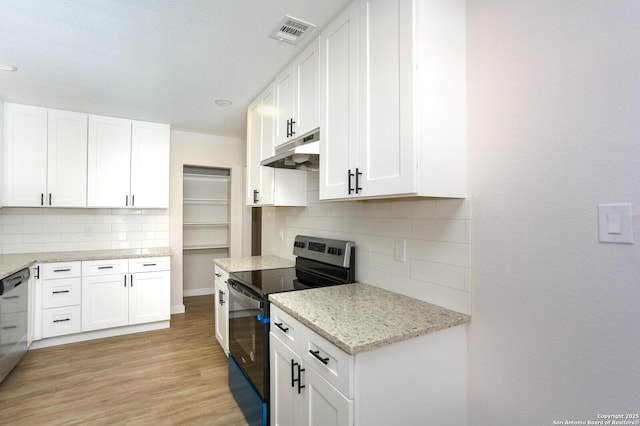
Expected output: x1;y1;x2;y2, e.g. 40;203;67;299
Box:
0;296;249;426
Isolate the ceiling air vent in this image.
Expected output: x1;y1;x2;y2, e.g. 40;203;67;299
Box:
270;15;316;45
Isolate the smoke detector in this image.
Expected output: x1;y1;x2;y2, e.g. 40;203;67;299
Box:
270;15;315;46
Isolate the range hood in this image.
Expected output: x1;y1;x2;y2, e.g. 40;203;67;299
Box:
261;129;319;170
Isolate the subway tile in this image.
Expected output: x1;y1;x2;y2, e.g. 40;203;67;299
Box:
357;201;392;218
2;224;25;234
154;215;170;224
62;233;96;243
436;242;470;267
112;240;142;249
155;232;169;240
369;253;411;278
371;218;412;238
95;215;127;224
112;223;142;232
42;242;79;252
368;236;394;255
23;233;63;243
126;232;157;241
0;215;24;224
388;276;438;303
435;286;471;315
142;223;169;232
2;208;43;215
126;215;151;224
411;259;466;291
356;266;390;288
0;234;23;244
406;239;439;262
141;239;170;248
23;215;63;224
22;224;45;234
61;215;96;224
77;241;111;251
411;219;468;243
436;198;472;220
3;243;43;254
391;199;437;219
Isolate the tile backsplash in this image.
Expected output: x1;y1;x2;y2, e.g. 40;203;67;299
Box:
0;208;169;254
263;172;472;314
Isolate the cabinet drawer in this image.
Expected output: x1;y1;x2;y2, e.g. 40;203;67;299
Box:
42;261;81;279
43;305;81;338
128;256;170;273
82;259;128;276
300;323;354;399
270;305;303;352
43;277;81;308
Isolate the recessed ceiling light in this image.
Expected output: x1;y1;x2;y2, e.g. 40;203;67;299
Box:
214;99;232;107
0;63;17;72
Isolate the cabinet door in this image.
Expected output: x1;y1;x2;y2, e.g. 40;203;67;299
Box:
270;333;303;426
129;270;170;324
130;121;170;208
319;2;360;200
303;366;354;426
214;277;229;355
87;115;131;207
47;109;88;207
274;67;295;147
295;37;320;138
3;103;47;206
82;274;129;331
356;0;416;197
246;86;275;206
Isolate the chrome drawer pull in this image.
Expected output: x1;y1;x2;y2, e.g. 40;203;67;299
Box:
309;350;329;365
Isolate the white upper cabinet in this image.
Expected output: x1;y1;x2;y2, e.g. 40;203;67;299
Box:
318;2;360;200
87;115;132;208
319;0;467;200
246;84;307;207
3;103;88;207
87;115;170;208
274;37;320;147
3;103;48;206
130;121;170;208
47;109;88;207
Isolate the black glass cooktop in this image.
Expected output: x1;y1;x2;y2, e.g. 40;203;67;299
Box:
228;267;301;296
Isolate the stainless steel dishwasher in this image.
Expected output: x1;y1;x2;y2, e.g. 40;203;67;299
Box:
0;268;30;383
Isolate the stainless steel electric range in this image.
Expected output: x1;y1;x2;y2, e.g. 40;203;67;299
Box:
227;235;355;426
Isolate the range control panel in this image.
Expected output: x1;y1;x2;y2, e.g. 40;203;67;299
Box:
292;235;355;268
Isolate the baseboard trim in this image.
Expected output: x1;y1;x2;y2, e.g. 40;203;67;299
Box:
30;320;171;350
183;288;215;297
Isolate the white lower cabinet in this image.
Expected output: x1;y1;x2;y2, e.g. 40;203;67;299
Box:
82;257;170;331
40;261;82;338
214;265;229;356
270;305;467;426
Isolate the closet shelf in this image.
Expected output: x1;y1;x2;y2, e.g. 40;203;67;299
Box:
183;222;229;227
183;245;230;251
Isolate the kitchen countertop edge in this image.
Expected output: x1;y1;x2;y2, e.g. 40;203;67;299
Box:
0;247;172;278
270;283;470;355
214;255;294;272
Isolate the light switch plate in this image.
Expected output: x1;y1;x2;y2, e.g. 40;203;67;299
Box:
598;203;633;244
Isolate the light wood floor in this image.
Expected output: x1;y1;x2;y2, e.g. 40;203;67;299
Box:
0;296;249;426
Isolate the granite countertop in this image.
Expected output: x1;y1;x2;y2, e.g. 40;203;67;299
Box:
214;255;294;272
0;247;172;278
269;283;470;355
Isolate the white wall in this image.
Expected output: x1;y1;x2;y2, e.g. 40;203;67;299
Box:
467;0;640;423
169;130;248;313
262;172;472;315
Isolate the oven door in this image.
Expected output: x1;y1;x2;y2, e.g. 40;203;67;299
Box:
227;279;269;400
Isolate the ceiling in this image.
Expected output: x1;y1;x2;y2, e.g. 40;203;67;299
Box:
0;0;351;139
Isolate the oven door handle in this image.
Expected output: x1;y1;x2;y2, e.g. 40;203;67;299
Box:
227;278;262;301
